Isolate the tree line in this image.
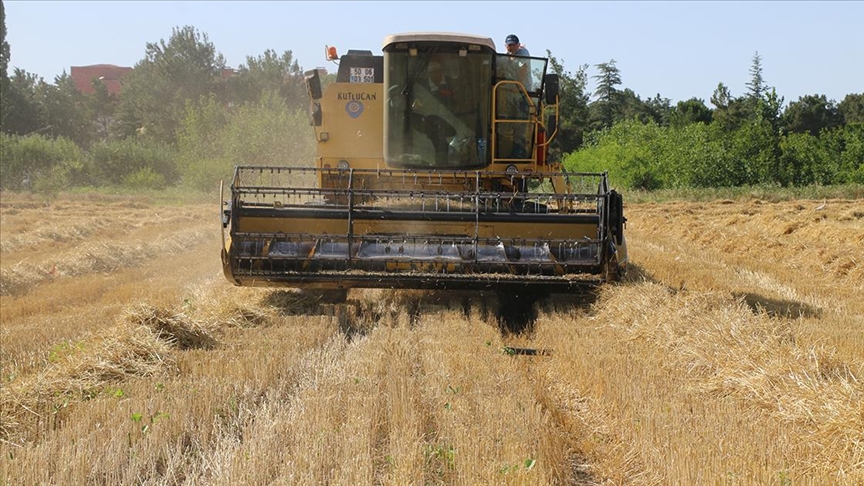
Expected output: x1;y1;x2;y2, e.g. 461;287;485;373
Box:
1;15;319;193
1;7;861;193
547;53;863;188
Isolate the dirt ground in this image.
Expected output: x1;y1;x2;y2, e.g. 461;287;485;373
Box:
1;192;861;484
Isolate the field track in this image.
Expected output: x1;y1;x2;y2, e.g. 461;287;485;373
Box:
1;193;862;484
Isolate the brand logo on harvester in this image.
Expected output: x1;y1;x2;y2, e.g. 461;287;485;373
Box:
338;92;377;101
345;101;364;118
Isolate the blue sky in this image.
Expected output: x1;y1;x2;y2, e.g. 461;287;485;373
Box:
4;1;863;105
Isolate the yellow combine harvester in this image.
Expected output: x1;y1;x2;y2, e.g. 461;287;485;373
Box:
221;32;627;294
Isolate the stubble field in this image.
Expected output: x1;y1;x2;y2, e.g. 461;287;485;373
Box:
1;192;862;485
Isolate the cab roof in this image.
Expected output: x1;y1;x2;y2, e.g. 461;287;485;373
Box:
382;32;496;51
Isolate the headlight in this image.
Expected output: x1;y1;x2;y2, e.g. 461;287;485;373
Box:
505;164;519;175
337;160;350;171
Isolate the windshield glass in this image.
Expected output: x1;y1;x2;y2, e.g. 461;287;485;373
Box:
495;54;547;97
385;50;493;169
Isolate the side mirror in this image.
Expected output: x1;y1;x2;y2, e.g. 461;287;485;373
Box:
544;74;559;105
305;69;323;100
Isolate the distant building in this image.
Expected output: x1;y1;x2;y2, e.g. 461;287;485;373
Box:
71;64;237;98
70;64;133;96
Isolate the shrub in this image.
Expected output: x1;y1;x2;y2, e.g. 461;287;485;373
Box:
0;133;85;192
122;167;168;190
779;132;828;186
563;121;669;190
88;139;178;187
827;123;864;184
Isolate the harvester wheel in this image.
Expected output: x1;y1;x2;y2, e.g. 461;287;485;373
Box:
496;289;541;334
299;289;348;304
603;257;623;283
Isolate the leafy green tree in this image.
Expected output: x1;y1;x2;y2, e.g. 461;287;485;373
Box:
678;122;731;187
821;123;864;183
0;0;10;130
779;132;828;185
563;105;861;190
710;82;731;118
729;118;778;185
757;87;784;127
643;94;672;126
840;124;864;183
2;68;46;135
0;0;8;78
782;94;842;136
590;59;622;130
228;49;306;111
777;125;862;186
617;90;671;126
39;72;91;146
117;25;226;144
838;93;864;124
545;50;589;157
710;82;748;131
669;97;713;128
617;89;646;123
88;78;118;141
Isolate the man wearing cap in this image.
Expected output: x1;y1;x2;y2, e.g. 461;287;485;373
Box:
497;34;533;160
505;34;530;57
502;34;531;85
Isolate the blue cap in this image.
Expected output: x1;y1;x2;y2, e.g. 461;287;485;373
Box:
505;34;519;45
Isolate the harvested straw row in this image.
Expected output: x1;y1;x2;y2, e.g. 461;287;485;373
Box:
0;227;212;297
0;303;219;444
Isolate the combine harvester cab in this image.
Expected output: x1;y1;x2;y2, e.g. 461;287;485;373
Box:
221;32;627;294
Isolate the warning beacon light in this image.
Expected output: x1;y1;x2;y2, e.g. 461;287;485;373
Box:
326;45;338;61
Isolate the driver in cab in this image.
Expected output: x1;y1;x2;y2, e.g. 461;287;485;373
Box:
413;60;454;112
411;59;459;166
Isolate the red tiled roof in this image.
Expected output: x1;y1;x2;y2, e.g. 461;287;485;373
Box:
70;65;133;96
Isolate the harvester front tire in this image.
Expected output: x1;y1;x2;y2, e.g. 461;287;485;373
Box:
298;289;348;304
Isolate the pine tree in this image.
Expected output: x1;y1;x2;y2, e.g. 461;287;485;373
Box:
591;59;622;129
745;51;765;100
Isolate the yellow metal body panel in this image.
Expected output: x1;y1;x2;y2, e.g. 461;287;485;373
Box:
314;83;384;166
